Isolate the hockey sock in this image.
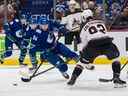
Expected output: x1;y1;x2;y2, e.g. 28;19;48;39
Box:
71;64;84;78
112;61;121;78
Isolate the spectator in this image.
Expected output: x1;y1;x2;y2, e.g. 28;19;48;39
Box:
119;7;128;26
88;0;96;11
111;1;121;19
95;6;104;20
82;1;88;10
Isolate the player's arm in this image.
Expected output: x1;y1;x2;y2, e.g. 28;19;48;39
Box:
3;23;17;42
78;27;88;51
52;20;69;36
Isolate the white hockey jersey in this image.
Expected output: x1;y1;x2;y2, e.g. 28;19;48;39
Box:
79;20;109;51
61;12;82;32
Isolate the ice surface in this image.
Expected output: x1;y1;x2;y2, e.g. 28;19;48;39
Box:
0;65;128;96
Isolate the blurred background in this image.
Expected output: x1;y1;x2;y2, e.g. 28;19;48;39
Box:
0;0;128;32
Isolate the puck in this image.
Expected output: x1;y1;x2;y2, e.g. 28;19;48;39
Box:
13;83;18;86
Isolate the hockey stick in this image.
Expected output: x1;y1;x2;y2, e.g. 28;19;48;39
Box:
21;61;43;82
21;62;55;82
99;59;128;82
32;66;55;78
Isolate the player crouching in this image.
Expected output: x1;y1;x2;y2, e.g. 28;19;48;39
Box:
67;9;126;88
20;15;79;81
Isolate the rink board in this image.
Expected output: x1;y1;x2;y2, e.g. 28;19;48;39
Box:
0;31;128;66
1;56;128;66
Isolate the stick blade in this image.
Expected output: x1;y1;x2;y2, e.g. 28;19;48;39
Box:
21;77;31;82
99;78;113;82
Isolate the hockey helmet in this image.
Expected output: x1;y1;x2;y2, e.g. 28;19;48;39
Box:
39;15;49;25
56;5;65;14
39;15;49;31
81;9;93;22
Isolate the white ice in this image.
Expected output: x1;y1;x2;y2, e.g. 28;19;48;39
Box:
0;65;128;96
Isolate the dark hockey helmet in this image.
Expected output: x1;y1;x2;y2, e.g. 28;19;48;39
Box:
39;15;49;25
39;15;49;31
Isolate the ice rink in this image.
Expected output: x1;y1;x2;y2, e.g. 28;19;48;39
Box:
0;65;128;96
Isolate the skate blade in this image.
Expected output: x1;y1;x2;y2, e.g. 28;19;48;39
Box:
114;83;127;88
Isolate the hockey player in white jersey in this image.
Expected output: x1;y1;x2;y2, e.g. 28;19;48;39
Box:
67;9;126;87
61;0;82;51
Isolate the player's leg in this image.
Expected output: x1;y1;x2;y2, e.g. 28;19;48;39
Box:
55;42;79;63
106;43;126;87
18;40;29;65
18;47;27;65
112;61;126;87
0;36;13;63
43;51;69;79
40;51;48;62
18;41;30;78
67;45;96;85
65;32;74;49
4;36;13;58
29;46;38;71
73;32;81;51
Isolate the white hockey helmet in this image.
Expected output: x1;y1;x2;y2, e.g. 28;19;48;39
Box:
81;9;93;22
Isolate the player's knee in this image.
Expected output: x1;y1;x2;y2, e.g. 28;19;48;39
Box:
69;53;79;62
21;49;27;54
108;52;120;60
112;61;121;73
57;63;68;72
72;54;79;62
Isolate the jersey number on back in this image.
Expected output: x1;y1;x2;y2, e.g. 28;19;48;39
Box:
88;24;106;34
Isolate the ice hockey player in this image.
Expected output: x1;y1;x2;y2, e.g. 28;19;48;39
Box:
27;15;79;79
61;0;82;51
67;9;126;87
1;8;29;66
56;0;69;14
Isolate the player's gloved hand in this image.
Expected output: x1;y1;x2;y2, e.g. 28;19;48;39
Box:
59;25;69;36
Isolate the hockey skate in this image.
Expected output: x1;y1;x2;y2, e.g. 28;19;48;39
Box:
67;75;77;85
61;72;69;79
113;78;127;88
